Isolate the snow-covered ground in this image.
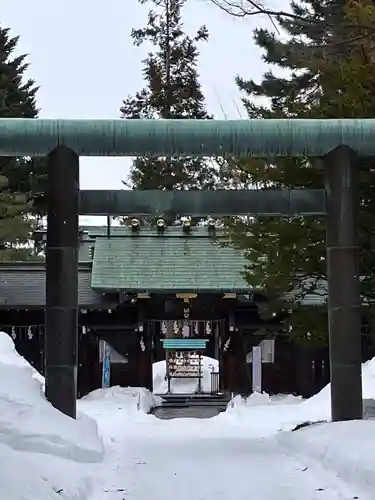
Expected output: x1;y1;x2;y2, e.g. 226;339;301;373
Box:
2;331;375;500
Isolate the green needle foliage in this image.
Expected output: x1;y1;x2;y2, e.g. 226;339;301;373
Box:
225;0;375;346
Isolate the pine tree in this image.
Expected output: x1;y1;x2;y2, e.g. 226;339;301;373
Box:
120;0;218;201
225;0;375;344
0;26;42;259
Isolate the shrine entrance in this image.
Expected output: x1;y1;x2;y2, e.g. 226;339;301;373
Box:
1;117;367;422
149;319;224;395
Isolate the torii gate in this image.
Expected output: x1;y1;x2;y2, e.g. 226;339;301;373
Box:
0;118;369;421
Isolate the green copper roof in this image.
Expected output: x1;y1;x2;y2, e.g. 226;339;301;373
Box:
91;229;249;292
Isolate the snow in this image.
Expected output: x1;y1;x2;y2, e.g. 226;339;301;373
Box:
1;447;93;500
0;332;104;500
2;332;375;500
153;356;218;393
220;355;375;436
278;421;375;493
85;393;375;500
79;386;163;435
84;355;375;500
0;333;103;462
81;385;161;415
0;333;45;386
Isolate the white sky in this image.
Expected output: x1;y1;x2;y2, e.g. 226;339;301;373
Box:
1;0;282;182
2;0;284;223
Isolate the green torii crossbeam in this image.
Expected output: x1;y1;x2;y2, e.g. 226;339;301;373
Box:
2;118;361;425
79;189;326;216
0;118;375;156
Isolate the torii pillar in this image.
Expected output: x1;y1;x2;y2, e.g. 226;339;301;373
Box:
45;146;79;419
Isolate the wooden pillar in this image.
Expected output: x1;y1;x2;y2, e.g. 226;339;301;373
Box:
137;309;153;391
219;320;227;392
295;344;314;398
220;315;236;393
77;326;92;398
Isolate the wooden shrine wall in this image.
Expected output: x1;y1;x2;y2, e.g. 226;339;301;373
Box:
2;310;375;398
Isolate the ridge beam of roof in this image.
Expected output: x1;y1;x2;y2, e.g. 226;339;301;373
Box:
79;189;326;216
0;118;375;156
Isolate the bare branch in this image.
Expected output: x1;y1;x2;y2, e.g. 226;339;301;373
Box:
209;0;315;24
208;0;375;54
208;0;375;36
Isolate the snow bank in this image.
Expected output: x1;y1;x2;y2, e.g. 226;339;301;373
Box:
0;333;45;386
0;332;104;463
229;392;302;408
220;396;308;437
279;421;375;494
0;332;106;500
81;385;161;414
221;355;375;435
153;356;219;394
79;386;162;437
0;443;92;500
298;356;375;422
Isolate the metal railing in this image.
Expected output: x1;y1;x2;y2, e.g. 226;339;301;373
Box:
210;371;220;395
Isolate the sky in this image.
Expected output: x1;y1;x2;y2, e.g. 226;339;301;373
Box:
2;0;281;222
0;0;284;182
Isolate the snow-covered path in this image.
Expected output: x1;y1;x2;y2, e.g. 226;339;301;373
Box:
2;335;375;500
79;369;375;500
87;417;366;500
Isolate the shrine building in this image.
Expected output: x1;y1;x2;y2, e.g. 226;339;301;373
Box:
0;221;338;397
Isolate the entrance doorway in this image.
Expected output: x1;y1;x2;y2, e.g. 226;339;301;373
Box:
149;319;224;395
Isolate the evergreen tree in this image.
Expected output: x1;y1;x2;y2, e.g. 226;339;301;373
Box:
121;0;218;199
224;0;375;344
0;26;42;259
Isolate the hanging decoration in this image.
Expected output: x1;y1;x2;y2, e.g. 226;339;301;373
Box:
205;321;212;336
27;326;33;340
182;323;190;338
223;337;232;352
194;321;199;337
11;326;16;340
173;320;180;337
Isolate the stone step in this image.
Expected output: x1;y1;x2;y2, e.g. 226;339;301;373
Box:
158;397;229;404
151;405;226;420
152;393;230;416
155;392;227;397
159;400;228;408
155;393;230;403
